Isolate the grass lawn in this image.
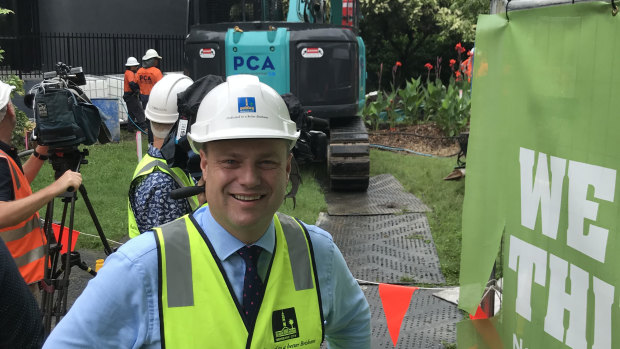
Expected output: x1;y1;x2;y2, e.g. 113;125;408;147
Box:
31;133;464;285
370;150;464;285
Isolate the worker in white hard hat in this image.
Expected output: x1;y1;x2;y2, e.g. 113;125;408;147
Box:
0;81;82;309
136;49;163;109
122;56;147;132
127;74;200;238
45;75;371;348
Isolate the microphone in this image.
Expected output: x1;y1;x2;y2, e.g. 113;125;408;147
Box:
170;185;205;200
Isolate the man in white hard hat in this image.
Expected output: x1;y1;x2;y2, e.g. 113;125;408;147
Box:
123;56;147;132
127;74;199;238
0;81;82;296
136;49;163;109
45;74;370;348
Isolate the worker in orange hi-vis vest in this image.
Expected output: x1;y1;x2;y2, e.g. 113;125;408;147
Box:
123;56;147;132
136;49;164;109
0;81;82;302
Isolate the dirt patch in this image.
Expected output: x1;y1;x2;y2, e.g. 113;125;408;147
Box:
368;123;462;157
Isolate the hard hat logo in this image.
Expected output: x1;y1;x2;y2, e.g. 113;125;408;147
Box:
238;97;256;113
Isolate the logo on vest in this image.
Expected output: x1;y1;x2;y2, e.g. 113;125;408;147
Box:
272;307;299;342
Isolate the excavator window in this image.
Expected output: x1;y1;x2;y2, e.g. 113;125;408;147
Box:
190;0;285;24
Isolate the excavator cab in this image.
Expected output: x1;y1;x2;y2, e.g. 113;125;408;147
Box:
185;0;370;191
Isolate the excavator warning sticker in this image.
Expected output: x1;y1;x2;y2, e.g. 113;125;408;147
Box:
199;48;215;58
301;48;323;58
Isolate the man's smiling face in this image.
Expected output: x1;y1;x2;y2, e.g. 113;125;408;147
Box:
200;138;291;243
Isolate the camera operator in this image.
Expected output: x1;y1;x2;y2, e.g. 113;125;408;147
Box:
0;81;82;299
127;74;200;238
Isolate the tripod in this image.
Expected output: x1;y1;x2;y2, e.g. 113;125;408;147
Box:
40;147;113;335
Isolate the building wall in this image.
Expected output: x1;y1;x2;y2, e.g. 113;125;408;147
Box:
37;0;188;35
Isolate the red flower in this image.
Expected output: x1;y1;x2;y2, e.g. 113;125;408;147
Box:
396;61;402;67
449;59;456;67
455;71;462;81
424;63;433;70
455;43;466;54
467;50;473;56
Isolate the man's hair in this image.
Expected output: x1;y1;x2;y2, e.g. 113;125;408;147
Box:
150;120;174;139
0;104;7;124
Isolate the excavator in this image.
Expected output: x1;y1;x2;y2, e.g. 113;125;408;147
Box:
184;0;370;191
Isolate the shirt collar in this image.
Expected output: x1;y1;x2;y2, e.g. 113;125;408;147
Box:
0;140;21;169
147;143;163;158
194;205;275;262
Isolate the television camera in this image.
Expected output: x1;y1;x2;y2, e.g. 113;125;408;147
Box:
26;62;111;150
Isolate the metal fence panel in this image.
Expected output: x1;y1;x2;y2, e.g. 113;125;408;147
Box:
0;32;185;79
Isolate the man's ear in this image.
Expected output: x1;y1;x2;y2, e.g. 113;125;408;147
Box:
199;148;208;178
286;152;293;177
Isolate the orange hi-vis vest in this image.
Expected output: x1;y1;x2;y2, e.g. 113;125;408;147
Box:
136;67;163;96
0;149;47;284
124;70;137;93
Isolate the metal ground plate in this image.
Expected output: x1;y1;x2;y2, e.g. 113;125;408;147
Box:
325;174;430;216
316;213;445;284
363;286;462;348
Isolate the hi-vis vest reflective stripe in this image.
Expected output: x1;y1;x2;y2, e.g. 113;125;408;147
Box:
155;213;324;348
127;154;199;238
0;150;47;284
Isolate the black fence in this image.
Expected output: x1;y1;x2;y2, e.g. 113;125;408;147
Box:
0;33;186;79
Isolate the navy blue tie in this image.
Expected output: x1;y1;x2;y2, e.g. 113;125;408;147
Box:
237;245;264;325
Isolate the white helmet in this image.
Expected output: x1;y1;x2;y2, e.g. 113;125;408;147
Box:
145;74;193;124
125;57;140;66
0;81;15;122
188;74;300;153
142;49;162;61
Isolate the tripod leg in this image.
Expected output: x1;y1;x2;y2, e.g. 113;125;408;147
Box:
50;201;69;273
78;185;113;255
57;194;78;325
42;199;55;335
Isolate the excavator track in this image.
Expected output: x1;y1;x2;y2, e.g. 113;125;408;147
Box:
328;116;370;192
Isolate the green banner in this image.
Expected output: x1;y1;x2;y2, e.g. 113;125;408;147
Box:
459;2;620;348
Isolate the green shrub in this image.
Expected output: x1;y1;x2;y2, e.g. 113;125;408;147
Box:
362;92;388;131
434;79;471;137
397;77;424;124
3;75;34;150
423;78;446;123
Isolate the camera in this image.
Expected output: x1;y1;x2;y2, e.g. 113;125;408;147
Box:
27;62;111;149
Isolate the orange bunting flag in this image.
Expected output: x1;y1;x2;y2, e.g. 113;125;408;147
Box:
378;283;418;347
51;223;81;254
469;305;489;320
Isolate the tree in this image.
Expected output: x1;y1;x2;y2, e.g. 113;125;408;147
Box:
359;0;487;91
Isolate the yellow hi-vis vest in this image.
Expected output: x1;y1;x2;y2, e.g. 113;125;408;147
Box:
127;154;199;238
154;213;324;348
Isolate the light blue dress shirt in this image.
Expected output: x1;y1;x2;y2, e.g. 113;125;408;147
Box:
44;205;371;348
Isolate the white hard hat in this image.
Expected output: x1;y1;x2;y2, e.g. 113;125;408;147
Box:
0;80;15;110
145;74;193;124
125;57;140;66
188;74;300;153
142;49;162;61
